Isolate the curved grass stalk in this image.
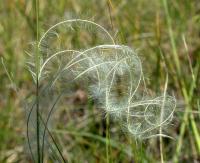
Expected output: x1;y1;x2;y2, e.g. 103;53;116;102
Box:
27;18;176;162
38;19;115;48
38;49;80;80
26;98;66;162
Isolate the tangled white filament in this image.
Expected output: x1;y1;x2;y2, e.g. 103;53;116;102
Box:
28;19;176;140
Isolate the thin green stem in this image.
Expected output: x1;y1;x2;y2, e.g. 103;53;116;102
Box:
34;0;41;162
106;114;110;163
162;1;200;161
159;74;168;163
173;34;200;163
162;0;180;75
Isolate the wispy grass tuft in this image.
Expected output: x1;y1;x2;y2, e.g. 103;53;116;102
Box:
27;19;176;162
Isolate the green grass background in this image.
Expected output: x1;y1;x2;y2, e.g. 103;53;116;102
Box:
0;0;199;162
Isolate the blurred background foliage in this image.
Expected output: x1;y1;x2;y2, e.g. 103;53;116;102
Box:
0;0;199;162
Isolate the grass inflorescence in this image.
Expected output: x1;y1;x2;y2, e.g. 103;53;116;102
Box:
0;1;199;162
27;19;176;162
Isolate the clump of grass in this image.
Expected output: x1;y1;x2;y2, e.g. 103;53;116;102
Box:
27;19;176;162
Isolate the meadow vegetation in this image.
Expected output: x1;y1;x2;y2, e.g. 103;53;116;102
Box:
0;0;199;162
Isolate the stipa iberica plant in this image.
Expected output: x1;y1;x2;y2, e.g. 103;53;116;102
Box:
26;19;176;162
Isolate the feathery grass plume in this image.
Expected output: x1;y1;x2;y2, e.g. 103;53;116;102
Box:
27;19;176;161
